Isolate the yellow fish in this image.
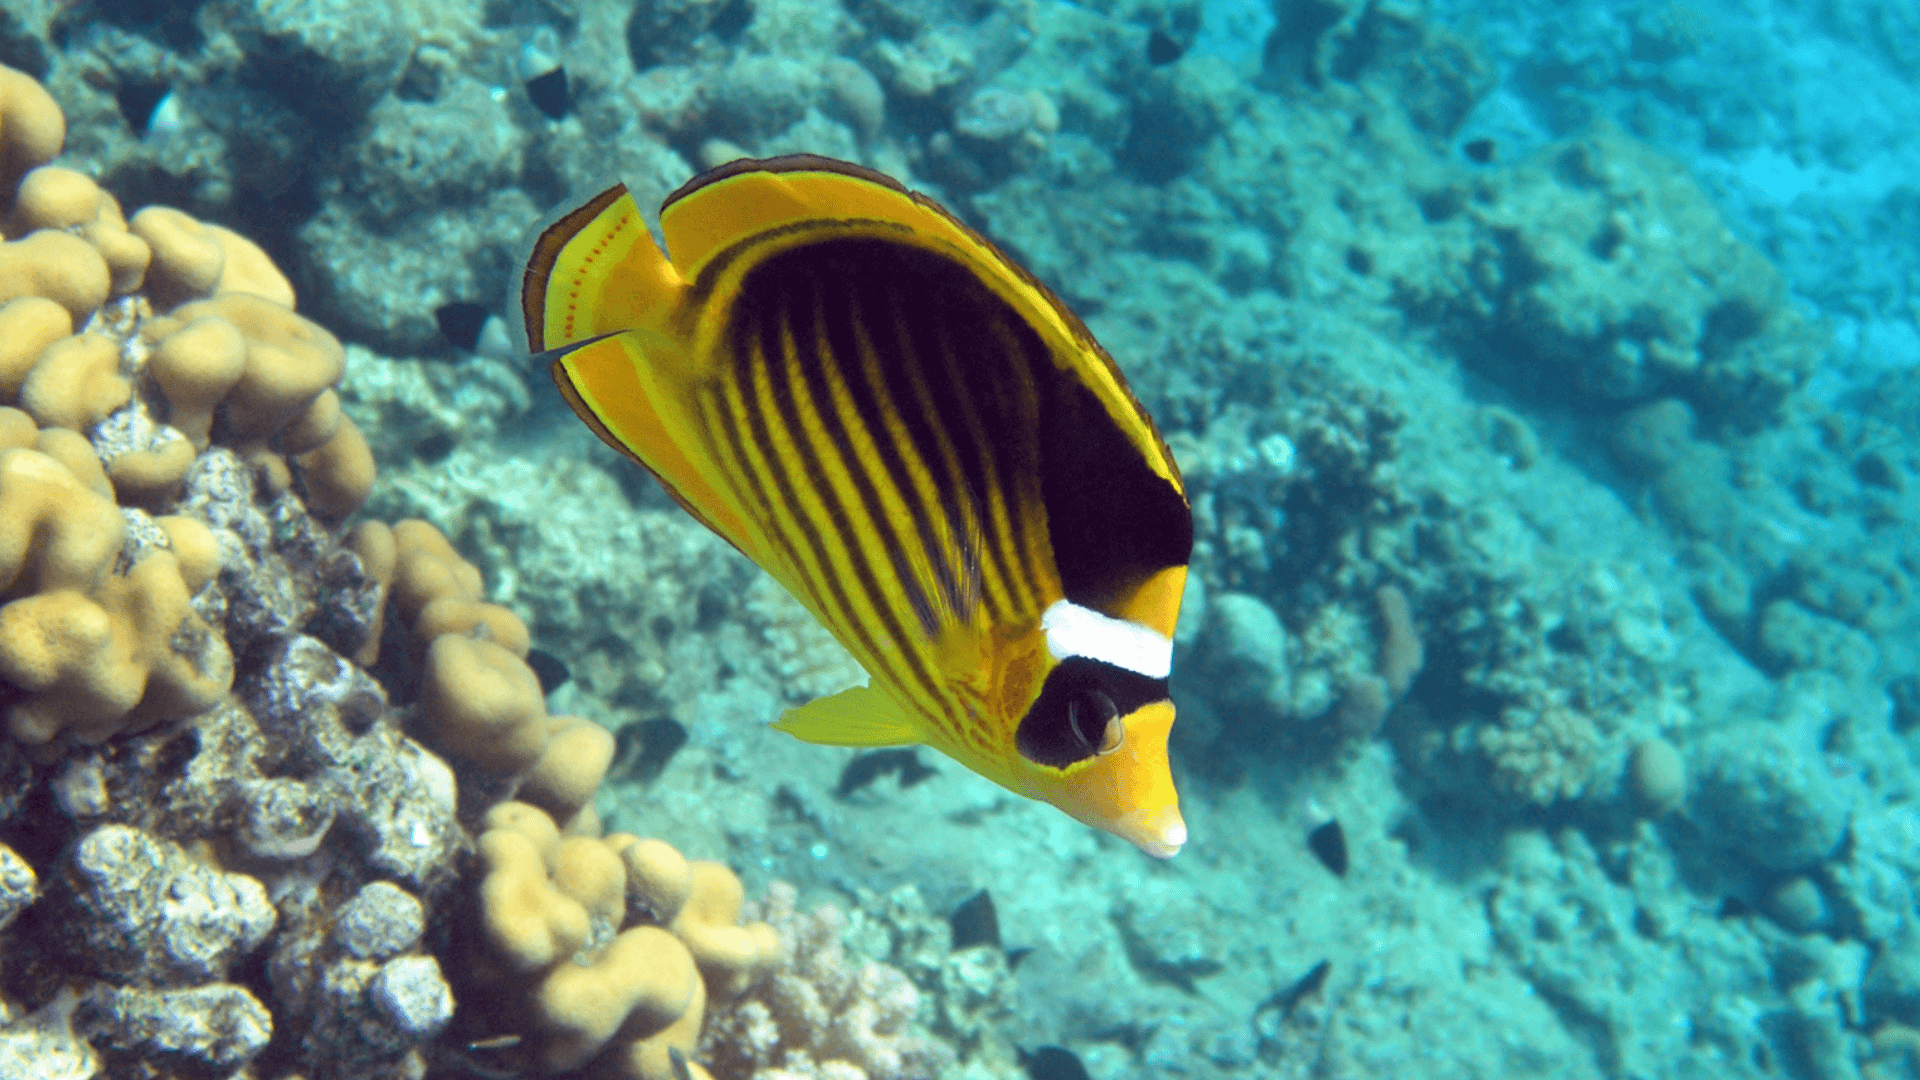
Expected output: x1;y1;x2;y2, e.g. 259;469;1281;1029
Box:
521;155;1193;857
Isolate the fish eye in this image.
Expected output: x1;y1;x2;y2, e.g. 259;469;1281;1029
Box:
1068;691;1123;755
1017;657;1163;768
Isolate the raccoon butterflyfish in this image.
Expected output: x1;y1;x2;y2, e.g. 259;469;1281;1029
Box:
521;154;1193;857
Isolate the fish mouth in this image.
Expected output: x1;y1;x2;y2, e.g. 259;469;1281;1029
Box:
1115;805;1187;859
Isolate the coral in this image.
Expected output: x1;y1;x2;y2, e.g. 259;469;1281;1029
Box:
0;67;63;196
1330;585;1426;740
1626;736;1687;816
1414;130;1822;426
128;206;297;311
520;714;618;824
0;62;761;1080
20;332;128;431
457;802;780;1080
416;634;551;776
1476;699;1603;805
1374;584;1423;698
0;230;108;320
707;882;956;1080
0;449;232;752
0;298;70;395
129;208;229;310
385;518;531;658
165;292;343;442
1690;727;1854;872
4;167;148;296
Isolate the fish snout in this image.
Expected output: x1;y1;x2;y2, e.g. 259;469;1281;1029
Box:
1115;802;1187;858
1034;699;1185;857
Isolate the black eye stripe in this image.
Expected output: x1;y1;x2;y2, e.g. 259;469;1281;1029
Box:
1017;657;1167;768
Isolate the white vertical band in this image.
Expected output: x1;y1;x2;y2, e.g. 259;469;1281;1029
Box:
1041;599;1172;679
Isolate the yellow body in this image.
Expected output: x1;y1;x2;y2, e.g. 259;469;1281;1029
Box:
523;156;1191;856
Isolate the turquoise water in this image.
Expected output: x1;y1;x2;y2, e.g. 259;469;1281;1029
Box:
2;0;1918;1077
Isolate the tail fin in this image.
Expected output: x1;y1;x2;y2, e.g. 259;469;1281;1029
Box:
522;185;683;352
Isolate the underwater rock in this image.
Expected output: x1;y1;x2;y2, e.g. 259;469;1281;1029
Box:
72;982;273;1076
1865;921;1920;1027
368;955;455;1041
341;79;525;228
1115;900;1223;993
227;0;419;123
0;841;34;931
297;188;540;356
332;880;427;962
1756;599;1879;680
49;825;275;986
236;776;337;860
1191;591;1291;716
1690;728;1851;873
302;955;432;1075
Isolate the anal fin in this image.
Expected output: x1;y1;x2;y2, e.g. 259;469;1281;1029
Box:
772;685;923;747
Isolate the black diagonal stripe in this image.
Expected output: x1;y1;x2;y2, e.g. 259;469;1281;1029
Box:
814;259;959;635
903;272;1039;619
868;274;999;625
724;289;909;701
999;313;1070;591
704;323;847;644
762;272;943;704
942;304;1050;612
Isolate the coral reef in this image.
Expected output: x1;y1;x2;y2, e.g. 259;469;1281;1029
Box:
0;63;965;1080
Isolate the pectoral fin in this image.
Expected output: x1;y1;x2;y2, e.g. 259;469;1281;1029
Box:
771;685;924;747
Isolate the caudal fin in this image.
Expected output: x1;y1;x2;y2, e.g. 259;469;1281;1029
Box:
522;184;682;352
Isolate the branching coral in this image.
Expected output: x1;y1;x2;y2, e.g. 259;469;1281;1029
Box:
706;882;956;1080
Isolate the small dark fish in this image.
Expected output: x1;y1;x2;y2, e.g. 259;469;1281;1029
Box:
435;301;491;352
1146;29;1184;65
950;888;1001;950
617;717;689;783
525;67;570;119
1254;958;1332;1021
836;748;936;797
525;647;572;695
115;80;170;138
1308;819;1348;877
1021;1045;1093;1080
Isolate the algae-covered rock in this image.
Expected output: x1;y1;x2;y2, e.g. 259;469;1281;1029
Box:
1690;728;1851;872
1402;130;1822;427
